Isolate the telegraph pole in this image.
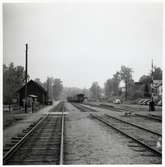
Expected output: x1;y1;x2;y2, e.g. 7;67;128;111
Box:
47;79;49;96
151;59;154;101
125;80;127;101
149;59;155;111
25;43;28;113
47;78;49;102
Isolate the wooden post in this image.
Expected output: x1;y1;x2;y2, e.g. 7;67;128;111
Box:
149;59;155;111
25;44;28;113
9;104;11;112
125;80;127;101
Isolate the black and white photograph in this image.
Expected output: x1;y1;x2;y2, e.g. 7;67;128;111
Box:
2;0;163;165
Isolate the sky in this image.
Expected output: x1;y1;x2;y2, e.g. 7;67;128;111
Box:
3;2;162;89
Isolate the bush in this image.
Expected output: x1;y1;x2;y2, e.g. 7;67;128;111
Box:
132;90;144;99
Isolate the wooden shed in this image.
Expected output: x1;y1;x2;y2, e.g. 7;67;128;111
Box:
16;80;48;106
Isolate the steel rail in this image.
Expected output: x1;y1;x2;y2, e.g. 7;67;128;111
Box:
72;103;82;111
104;114;161;136
75;104;161;136
73;103;98;112
98;104;162;122
49;101;63;112
60;102;65;165
135;113;162;122
72;103;88;112
3;114;49;164
99;104;127;112
85;103;162;122
90;113;161;156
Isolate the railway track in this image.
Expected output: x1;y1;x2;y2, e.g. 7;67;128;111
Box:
134;113;162;122
85;103;162;122
49;101;64;112
72;103;97;112
104;114;161;136
91;114;161;156
73;103;161;157
73;103;161;133
3;103;65;165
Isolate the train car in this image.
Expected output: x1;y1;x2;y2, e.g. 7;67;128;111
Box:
67;94;85;103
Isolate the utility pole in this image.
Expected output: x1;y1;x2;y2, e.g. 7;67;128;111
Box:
151;59;154;101
125;80;127;101
47;78;49;100
149;59;155;111
25;43;28;113
96;85;98;101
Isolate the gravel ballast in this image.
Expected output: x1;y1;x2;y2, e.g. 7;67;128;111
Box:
64;103;161;164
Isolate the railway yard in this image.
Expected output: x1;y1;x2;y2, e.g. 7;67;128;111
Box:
3;101;162;165
3;2;163;165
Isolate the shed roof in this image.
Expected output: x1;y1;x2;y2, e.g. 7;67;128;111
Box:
16;80;47;94
29;94;38;98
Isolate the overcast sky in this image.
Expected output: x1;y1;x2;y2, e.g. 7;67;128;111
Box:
3;2;162;88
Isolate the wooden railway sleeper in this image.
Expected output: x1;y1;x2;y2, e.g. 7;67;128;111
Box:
90;113;162;156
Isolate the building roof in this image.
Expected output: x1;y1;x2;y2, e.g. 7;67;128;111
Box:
29;94;38;98
16;80;47;93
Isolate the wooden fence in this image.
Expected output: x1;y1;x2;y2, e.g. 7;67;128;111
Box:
3;104;44;113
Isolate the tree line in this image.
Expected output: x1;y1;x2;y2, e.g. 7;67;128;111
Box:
89;65;162;101
3;63;25;104
3;63;162;104
34;77;63;101
3;63;63;104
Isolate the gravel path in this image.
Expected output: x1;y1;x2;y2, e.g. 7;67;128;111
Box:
64;103;161;164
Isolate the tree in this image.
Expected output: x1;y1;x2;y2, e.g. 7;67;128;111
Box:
52;78;63;100
144;83;151;97
90;82;101;100
34;78;43;86
104;79;113;98
104;71;121;99
82;88;90;97
139;75;152;84
152;66;162;80
3;63;25;104
120;65;133;100
112;71;121;96
139;75;151;98
62;87;83;100
140;67;162;83
45;77;54;99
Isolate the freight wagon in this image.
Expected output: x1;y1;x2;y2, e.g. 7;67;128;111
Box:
67;94;86;103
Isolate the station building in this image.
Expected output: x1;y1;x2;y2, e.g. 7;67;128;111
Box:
16;80;48;106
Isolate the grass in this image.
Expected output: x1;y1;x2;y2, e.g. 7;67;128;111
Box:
3;111;28;129
3;105;45;129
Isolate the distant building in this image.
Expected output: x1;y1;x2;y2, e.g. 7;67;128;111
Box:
152;80;162;100
16;80;48;106
119;80;125;93
120;87;126;93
